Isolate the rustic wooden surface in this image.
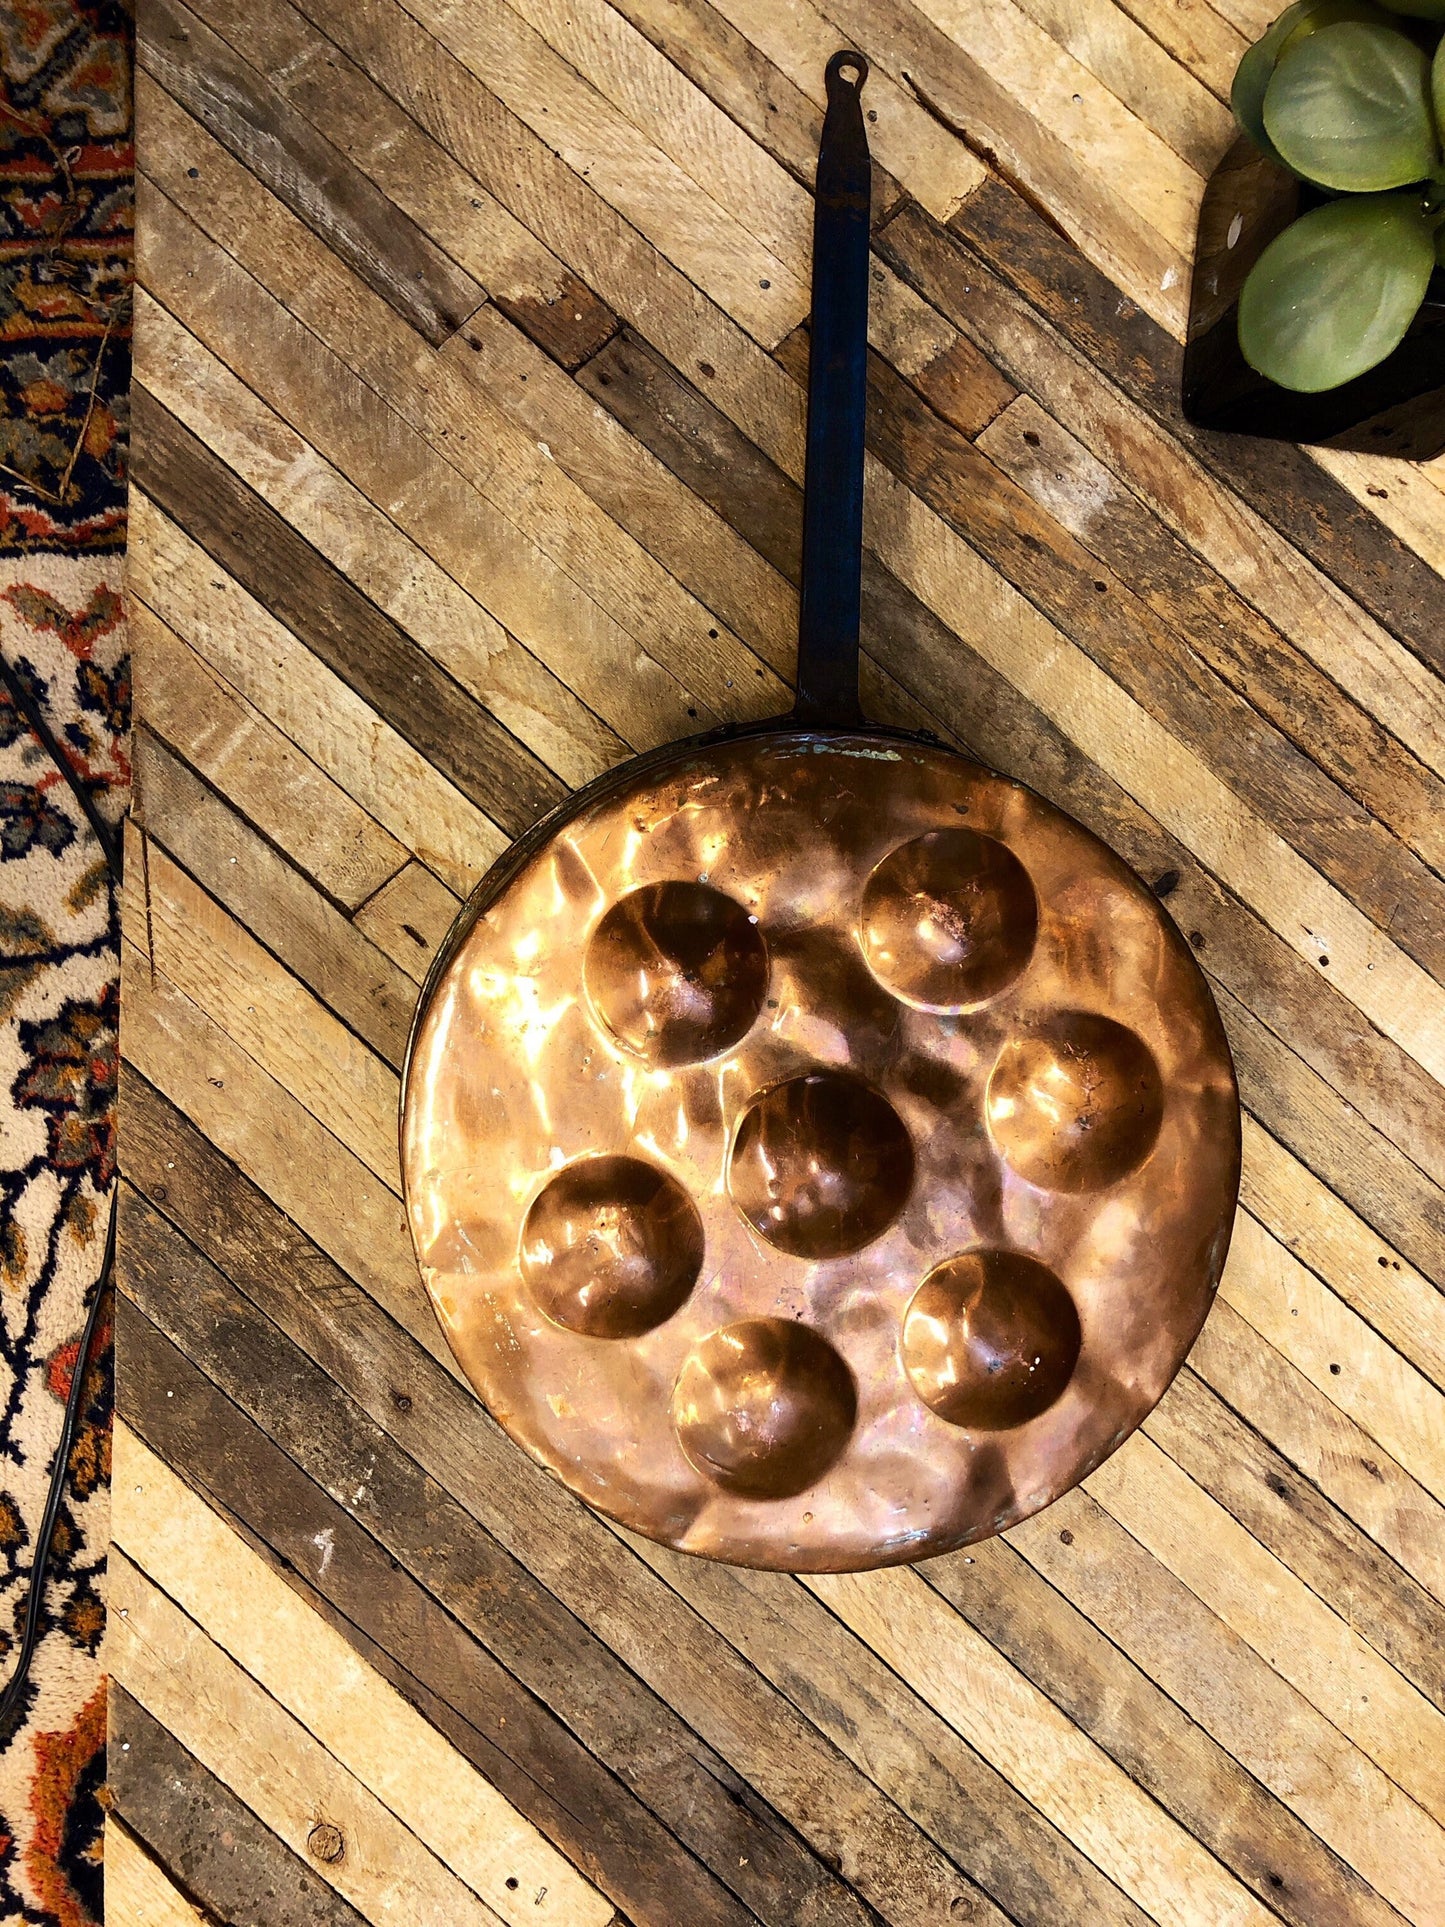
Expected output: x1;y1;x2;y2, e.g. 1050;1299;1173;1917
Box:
111;0;1445;1918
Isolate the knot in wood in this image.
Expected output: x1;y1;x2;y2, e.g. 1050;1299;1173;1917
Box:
307;1820;345;1864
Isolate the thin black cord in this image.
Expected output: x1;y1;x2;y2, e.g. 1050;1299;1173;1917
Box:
0;647;123;881
0;644;122;1737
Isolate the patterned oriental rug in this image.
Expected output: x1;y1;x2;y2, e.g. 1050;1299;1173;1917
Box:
0;0;131;1920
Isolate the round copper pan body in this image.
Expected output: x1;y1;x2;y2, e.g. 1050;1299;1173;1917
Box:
402;729;1240;1572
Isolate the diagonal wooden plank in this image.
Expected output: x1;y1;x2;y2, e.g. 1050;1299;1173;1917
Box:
116;1288;776;1927
1005;1485;1445;1923
800;1563;1275;1927
1219;1213;1445;1507
131;388;567;834
120;938;430;1353
174;0;621;368
1005;0;1234;171
136;729;417;1068
115;1423;615;1925
104;1821;210;1927
129;497;506;895
138;0;484;343
1111;0;1246;98
917;1529;1406;1927
1190;1298;1445;1610
352;864;460;984
1144;1366;1445;1703
109;1700;374;1927
877;200;1445;778
618;0;982;220
977;392;1445;875
939;179;1445;684
132;598;410;910
403;0;808;343
602;0;909;221
110;1552;511;1926
1085;1433;1445;1823
1238;1113;1445;1396
123;830;402;1187
133;284;625;787
134;103;786;727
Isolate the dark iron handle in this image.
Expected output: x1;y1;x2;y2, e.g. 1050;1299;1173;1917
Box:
791;50;871;729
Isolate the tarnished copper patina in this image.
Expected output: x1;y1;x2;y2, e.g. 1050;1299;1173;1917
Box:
400;56;1241;1573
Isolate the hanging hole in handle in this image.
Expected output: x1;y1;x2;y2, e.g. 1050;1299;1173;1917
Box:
826;49;869;96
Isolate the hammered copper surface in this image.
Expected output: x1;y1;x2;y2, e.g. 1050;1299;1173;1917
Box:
402;732;1240;1571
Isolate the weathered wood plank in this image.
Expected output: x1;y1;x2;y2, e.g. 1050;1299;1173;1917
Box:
1085;1433;1445;1822
1239;1113;1445;1399
110;1690;373;1927
1144;1365;1445;1704
185;0;621;368
130;496;506;897
136;731;416;1066
135;95;787;729
603;0;909;222
1006;0;1235;171
105;1820;210;1927
809;0;1194;331
115;1421;615;1925
109;1550;512;1926
352;863;461;985
138;0;483;343
120;943;432;1355
1190;1299;1445;1609
117;1289;765;1927
1220;1212;1445;1508
939;179;1445;684
132;597;409;910
1111;0;1247;98
918;1530;1404;1927
1005;1487;1445;1922
977;391;1445;874
122;827;402;1188
791;328;1445;982
802;1563;1274;1927
628;0;981;220
134;283;625;787
131;385;567;836
877;200;1445;782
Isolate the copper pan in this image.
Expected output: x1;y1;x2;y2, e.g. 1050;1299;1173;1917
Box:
401;54;1241;1573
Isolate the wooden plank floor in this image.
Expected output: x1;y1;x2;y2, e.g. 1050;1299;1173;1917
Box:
111;0;1445;1918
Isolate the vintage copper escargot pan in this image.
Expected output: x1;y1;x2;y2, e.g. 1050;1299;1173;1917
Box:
401;54;1242;1574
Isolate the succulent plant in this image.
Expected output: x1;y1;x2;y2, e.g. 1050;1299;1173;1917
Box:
1231;0;1445;390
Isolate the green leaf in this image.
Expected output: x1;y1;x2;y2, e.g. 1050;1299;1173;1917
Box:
1230;2;1396;161
1264;22;1436;189
1238;192;1434;389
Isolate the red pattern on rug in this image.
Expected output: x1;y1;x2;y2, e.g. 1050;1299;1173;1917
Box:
0;0;130;1919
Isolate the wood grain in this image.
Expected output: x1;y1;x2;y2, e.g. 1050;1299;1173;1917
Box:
121;0;1445;1919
